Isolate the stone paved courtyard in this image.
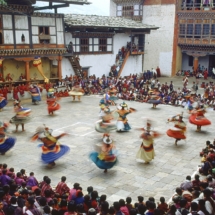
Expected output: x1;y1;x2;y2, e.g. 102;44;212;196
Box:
0;76;214;203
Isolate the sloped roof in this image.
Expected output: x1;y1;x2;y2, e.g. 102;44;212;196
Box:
64;14;158;30
36;0;91;4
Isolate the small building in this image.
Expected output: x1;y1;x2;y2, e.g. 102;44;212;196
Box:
63;14;158;78
0;0;90;83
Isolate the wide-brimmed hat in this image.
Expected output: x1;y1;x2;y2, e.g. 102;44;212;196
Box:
120;102;128;108
103;136;113;144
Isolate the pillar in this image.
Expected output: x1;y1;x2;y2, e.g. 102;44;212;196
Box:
193;57;199;72
25;61;30;81
57;56;62;80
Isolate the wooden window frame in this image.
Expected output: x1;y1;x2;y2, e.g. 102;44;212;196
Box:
73;37;113;54
38;26;50;44
80;38;89;52
99;38;107;52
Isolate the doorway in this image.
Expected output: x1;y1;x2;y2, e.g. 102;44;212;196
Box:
209;55;215;76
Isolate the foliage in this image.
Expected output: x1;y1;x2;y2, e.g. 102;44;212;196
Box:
0;0;6;5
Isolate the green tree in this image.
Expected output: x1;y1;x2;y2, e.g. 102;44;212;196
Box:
0;0;6;5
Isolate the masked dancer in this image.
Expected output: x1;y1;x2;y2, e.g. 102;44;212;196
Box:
31;125;70;167
136;120;160;163
166;113;186;146
89;134;118;173
0;121;16;155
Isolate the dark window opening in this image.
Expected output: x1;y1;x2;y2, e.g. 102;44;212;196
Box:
189;56;193;67
39;26;50;44
194;24;201;38
99;38;107;52
80;38;89;52
187;24;193;38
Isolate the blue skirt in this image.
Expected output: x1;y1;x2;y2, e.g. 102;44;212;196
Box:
32;95;41;102
0;99;7;109
89;152;117;170
148;99;161;104
41;145;70;164
0;137;16;153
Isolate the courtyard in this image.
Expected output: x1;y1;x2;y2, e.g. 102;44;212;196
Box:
0;76;214;203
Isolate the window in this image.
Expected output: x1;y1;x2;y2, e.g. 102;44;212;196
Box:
116;4;142;18
203;24;210;36
179;24;186;37
194;24;201;38
134;4;143;16
0;32;3;45
211;24;215;37
39;26;50;44
80;38;89;52
99;38;107;52
39;26;49;35
117;5;122;16
187;24;193;38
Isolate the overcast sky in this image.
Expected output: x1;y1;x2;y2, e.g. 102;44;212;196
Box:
34;0;110;16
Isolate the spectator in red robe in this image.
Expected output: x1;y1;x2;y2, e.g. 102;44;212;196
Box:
13;86;19;101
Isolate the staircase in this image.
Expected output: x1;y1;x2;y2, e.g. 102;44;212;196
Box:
117;51;130;78
67;56;83;77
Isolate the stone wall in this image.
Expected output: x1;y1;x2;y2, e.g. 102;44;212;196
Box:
142;4;175;76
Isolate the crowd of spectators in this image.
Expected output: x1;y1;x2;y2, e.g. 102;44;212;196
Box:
47;72;215;110
1;138;215;215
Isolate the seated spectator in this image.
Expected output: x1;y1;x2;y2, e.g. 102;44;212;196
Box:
26;172;38;188
119;199;129;215
180;176;192;191
157;197;168;215
55;176;70;197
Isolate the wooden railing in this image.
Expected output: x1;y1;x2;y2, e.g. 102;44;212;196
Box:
178;37;215;45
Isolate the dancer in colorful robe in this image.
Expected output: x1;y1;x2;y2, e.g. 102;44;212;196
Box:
95;104;117;136
89;134;118;173
31;126;70;167
10;100;31;132
29;84;41;105
0;94;7;111
115;102;136;132
166;113;186;146
189;106;211;132
0;121;16;155
47;88;60;115
69;83;84;101
136;120;160;163
147;87;162;108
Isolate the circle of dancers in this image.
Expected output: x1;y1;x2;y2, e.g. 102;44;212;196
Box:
0;80;212;173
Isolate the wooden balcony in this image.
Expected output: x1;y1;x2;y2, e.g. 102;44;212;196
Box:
178;37;215;45
131;51;144;55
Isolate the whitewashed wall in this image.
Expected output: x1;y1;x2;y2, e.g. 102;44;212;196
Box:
62;57;75;77
142;4;175;76
63;32;142;78
182;53;209;71
110;0;117;16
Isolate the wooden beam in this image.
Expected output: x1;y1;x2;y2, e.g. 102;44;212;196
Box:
36;0;91;5
117;51;130;78
34;3;69;10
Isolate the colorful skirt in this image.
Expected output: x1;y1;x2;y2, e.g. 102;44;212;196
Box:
136;142;155;162
41;145;70;164
189;114;211;126
148;99;161;104
0;137;16;153
48;103;60;113
95;121;117;133
10;116;31;125
0;99;7;109
32;94;41;102
89;152;117;169
166;129;186;140
116;121;131;131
